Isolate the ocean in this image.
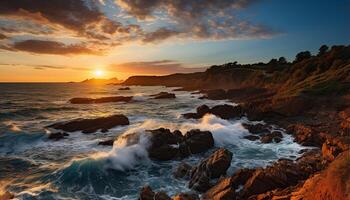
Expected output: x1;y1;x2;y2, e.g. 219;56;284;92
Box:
0;83;306;199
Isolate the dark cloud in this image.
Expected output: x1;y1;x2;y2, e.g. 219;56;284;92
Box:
110;60;204;75
142;28;180;43
0;33;7;40
5;39;101;55
0;63;88;71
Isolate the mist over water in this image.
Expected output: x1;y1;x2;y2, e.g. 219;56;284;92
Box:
0;83;306;199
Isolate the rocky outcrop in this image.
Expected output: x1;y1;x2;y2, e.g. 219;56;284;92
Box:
47;114;129;133
151;92;176;99
48;132;69;140
119;87;130;90
147;128;214;161
287;124;324;146
260;131;283;143
69;96;132;104
189;148;233;192
203;168;254;200
139;186;171;200
183;104;243;120
242;123;270;135
0;191;14;200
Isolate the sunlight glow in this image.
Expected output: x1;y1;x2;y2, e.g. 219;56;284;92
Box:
94;70;104;77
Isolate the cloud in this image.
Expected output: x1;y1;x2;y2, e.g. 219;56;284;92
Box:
3;39;101;55
0;0;278;55
110;60;205;75
0;63;88;71
0;33;7;40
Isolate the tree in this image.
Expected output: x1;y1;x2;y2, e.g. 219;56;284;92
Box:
295;51;311;63
278;57;287;64
318;45;329;56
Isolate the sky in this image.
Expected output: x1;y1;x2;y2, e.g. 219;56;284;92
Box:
0;0;349;82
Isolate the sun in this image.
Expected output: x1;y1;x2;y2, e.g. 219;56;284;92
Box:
94;69;104;77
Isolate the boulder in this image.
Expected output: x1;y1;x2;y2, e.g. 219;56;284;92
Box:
172;193;199;200
202;89;227;100
243;135;260;141
173;162;192;179
47;114;129;133
242;123;270;134
139;186;171;200
48;132;69;140
189;148;233;192
322;141;342;161
119;87;130;90
210;104;243;119
184;129;214;155
260;131;283;143
151;92;176;99
98;139;114;146
196;105;210;116
69;96;132;104
147;128;183;161
203;169;254;200
287;124;324;146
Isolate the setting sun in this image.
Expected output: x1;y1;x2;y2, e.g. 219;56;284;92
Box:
94;70;104;77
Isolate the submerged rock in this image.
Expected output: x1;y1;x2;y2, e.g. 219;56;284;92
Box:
243;135;260;141
69;96;132;104
139;186;171;200
242;123;270;134
150;92;176;99
48;132;69;140
173;162;192;179
98;139;114;146
189;148;233;192
47;114;129;133
260;131;283;143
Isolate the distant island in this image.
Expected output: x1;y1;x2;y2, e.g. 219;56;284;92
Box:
69;77;123;85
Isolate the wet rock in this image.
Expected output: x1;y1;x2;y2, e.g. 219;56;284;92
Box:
151;92;176;99
119;87;130;90
172;193;199;200
147;128;183;161
48;114;129;133
210;104;243;119
189;148;233;192
202;168;255;200
244;135;260;141
48;132;69;140
139;186;171;200
0;191;14;200
184;129;214;155
242;123;270;134
196;105;210;116
260;131;283;143
173;162;192;179
182;112;201;119
98;139;114;146
69;96;132;104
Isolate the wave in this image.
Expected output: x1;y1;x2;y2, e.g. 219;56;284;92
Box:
0;106;77;120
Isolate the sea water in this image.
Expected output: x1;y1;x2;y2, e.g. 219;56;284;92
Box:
0;83;307;199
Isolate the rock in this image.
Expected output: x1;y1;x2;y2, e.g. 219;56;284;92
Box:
321;141;342;161
139;186;171;200
210;104;243;119
203;168;255;200
243;135;260;141
203;89;227;100
196;105;210;116
189;148;233;192
119;87;130;90
290;150;350;200
287;124;324;146
69;96;132;104
173;193;199;200
48;132;69;140
260;131;283;143
173;162;192;179
151;92;176;99
184;129;214;155
47;114;129;133
98;139;114;146
242;123;270;134
182;112;201;119
240;160;310;199
0;191;14;200
147;128;183;161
